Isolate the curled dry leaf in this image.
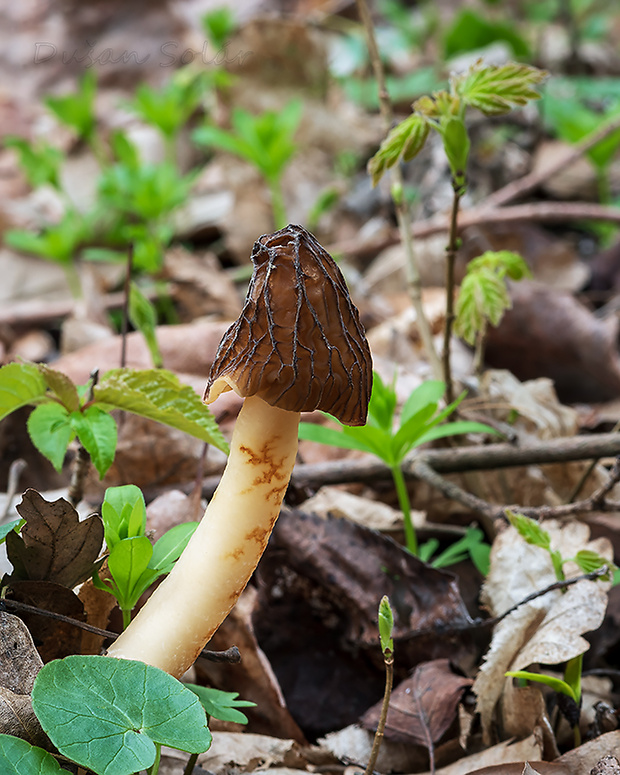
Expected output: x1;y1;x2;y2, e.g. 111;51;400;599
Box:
0;612;42;695
0;687;49;748
474;520;613;742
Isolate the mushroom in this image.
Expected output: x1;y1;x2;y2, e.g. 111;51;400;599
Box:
107;224;372;678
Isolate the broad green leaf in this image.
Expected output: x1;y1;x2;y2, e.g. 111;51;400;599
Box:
400;381;446;425
342;423;393;461
32;656;212;775
368;113;430;186
129;282;162;368
572;549;613;577
36;364;80;412
505;670;577;700
444;10;530;59
202;6;237;50
298;421;377;454
440;115;470;186
0;518;25;545
390;404;438;461
415;419;497;446
107;536;155;610
457;61;546;116
455;267;512;345
27;403;74;471
0;734;65;774
564;654;583;702
150;522;198;573
102;485;147;548
507;510;551;550
367;371;397;432
186;684;255;724
378;595;394;653
70;405;118;478
45;71;97;140
95;368;228;454
0;362;47;422
4;136;63;190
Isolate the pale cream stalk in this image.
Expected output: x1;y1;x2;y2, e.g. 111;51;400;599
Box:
107;396;300;678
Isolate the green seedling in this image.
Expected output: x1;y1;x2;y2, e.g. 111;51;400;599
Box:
45;70;97;147
185;685;256;724
504;511;614;745
202;6;237;51
454;250;531;373
4;136;63;190
418;525;491;576
193;100;303;229
0;361;228;480
443;8;530;59
364;595;395;775
94;485;198;628
368;60;546;402
299;372;495;556
128;280;163;367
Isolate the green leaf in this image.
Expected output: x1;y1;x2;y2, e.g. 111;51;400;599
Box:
298;421;379;454
5;136;63;190
36;364;80;412
0;362;48;422
0;518;25;545
150;522;198;573
455;267;512;344
507;510;551;550
45;70;97;140
101;485;147;549
32;656;212;775
378;595;394;653
202;6;236;50
400;381;446;426
390;404;438;461
456;61;547;116
505;669;577;701
107;536;156;611
572;549;613;577
129;282;163;368
27;403;74;471
367;372;397;432
94;368;229;454
368;113;430;186
439;115;470;186
564;653;583;703
70;405;118;478
416;419;497;446
443;9;530;59
186;684;255;724
0;734;65;774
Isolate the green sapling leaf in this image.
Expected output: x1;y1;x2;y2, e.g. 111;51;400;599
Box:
27;403;74;471
150;521;198;573
36;364;81;412
70;405;118;478
102;484;147;548
185;684;256;724
0;362;47;422
0;734;65;774
202;6;236;50
0;518;25;545
32;656;212;775
368;113;430;186
507;511;551;550
505;669;577;701
107;535;156;612
439;115;470;188
45;70;97;141
95;368;229;453
129;282;163;368
5;136;63;190
456;62;547;116
378;595;394;654
572;550;613;578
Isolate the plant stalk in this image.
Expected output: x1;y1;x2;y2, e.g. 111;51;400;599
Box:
364;648;394;775
442;184;462;405
391;464;417;555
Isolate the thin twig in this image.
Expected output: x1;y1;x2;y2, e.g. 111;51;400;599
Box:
442;185;462;404
355;0;442;379
481;113;620;209
183;753;199;775
120;245;134;370
68;369;99;507
364;650;394;775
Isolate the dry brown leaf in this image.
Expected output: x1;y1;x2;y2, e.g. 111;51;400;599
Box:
0;612;42;695
414;733;544;775
466;763;570;775
360;660;472;747
589;755;620;775
557;730;620;773
474;521;612;742
0;687;49;748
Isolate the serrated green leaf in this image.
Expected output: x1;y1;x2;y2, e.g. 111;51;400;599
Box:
150;521;198;573
0;362;48;422
572;549;613;576
185;684;255;724
36;364;80;412
507;510;551;550
368;113;430;186
70;405;118;478
457;62;547;116
0;518;25;545
94;368;228;454
32;656;212;775
455;266;512;345
439;115;470;186
0;734;65;774
27;403;74;471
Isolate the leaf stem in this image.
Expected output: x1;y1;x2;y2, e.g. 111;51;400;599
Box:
391;464;417;555
442;183;462;405
364;648;394;775
121;608;132;630
183;752;199;775
268;177;288;231
146;743;162;775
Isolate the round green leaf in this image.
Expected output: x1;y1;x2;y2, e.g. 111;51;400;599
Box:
0;734;65;774
32;656;212;775
70;406;118;478
27;403;74;471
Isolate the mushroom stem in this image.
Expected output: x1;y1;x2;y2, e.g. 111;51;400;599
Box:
106;395;300;678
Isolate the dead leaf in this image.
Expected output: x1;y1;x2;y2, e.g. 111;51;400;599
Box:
474;521;612;742
589;755;620;775
0;687;49;748
484;281;620;403
360;659;472;747
501;683;558;759
467;763;570;775
0;612;42;694
557;730;620;773
78;569;119;655
5;580;86;661
6;489;103;588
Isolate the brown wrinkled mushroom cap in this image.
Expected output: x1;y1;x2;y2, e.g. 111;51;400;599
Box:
204;224;372;426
